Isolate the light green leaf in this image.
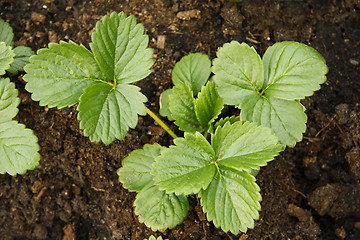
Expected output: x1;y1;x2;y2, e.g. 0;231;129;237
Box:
172;53;211;95
0;78;19;120
212;121;283;171
0;42;14;75
78;82;147;145
24;41;104;108
240;96;307;147
0;120;40;176
199;167;261;234
209;116;240;134
118;144;189;232
118;144;165;192
262;41;328;100
145;236;168;240
0;19;14;47
159;88;174;121
213;41;327;147
169;83;204;133
212;41;263;105
195;81;224;127
134;183;189;231
152;132;216;195
90;12;154;83
8;46;35;75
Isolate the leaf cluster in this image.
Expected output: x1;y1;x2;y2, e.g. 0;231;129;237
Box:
119;39;327;234
119;52;287;234
0;19;39;175
23;12;154;145
19;11;328;235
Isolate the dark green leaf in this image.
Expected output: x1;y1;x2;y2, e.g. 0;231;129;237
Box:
195;81;224;127
169;83;204;133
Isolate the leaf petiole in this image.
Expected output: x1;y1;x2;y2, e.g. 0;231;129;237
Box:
145;107;178;139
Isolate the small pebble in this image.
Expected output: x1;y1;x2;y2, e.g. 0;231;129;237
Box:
335;226;346;239
349;59;359;66
176;10;201;20
31;12;46;23
157;35;166;49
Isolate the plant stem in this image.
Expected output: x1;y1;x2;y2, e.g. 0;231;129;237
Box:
145;107;178;139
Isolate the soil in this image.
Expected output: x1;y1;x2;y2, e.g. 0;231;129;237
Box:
0;0;360;239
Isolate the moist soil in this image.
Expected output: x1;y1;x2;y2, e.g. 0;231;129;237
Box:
1;0;360;239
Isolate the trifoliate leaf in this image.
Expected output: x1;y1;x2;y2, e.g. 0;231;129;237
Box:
24;41;103;108
212;121;283;171
90;12;154;83
0;78;19;120
78;82;147;145
0;120;40;176
118;144;165;192
169;83;205;133
24;12;154;145
172;53;211;95
152;132;216;195
212;41;264;105
7;46;35;75
262;41;328;100
0;42;14;75
199;167;261;234
159;88;174;121
213;41;327;147
0;19;14;47
195;81;224;127
134;183;189;231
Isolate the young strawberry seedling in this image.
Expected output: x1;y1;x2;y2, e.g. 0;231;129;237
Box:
0;19;39;175
23;12;328;235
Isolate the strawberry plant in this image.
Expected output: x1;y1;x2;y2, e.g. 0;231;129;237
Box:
0;19;39;175
22;12;328;235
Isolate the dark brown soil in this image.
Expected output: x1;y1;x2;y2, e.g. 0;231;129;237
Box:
1;0;360;239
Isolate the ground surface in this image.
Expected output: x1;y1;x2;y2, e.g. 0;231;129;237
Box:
0;0;360;239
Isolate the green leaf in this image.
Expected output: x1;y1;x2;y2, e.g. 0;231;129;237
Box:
195;81;224;127
0;42;14;75
90;12;154;83
0;19;14;47
169;83;204;133
213;41;327;147
172;53;211;95
152;132;216;195
134;183;189;231
240;95;307;147
199;167;261;234
24;41;104;108
118;144;165;192
209;116;240;134
118;144;189;232
78;82;147;145
262;41;328;100
212;121;283;171
212;41;263;105
0;78;19;121
7;46;35;75
159;88;174;121
145;236;167;240
0;120;40;176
